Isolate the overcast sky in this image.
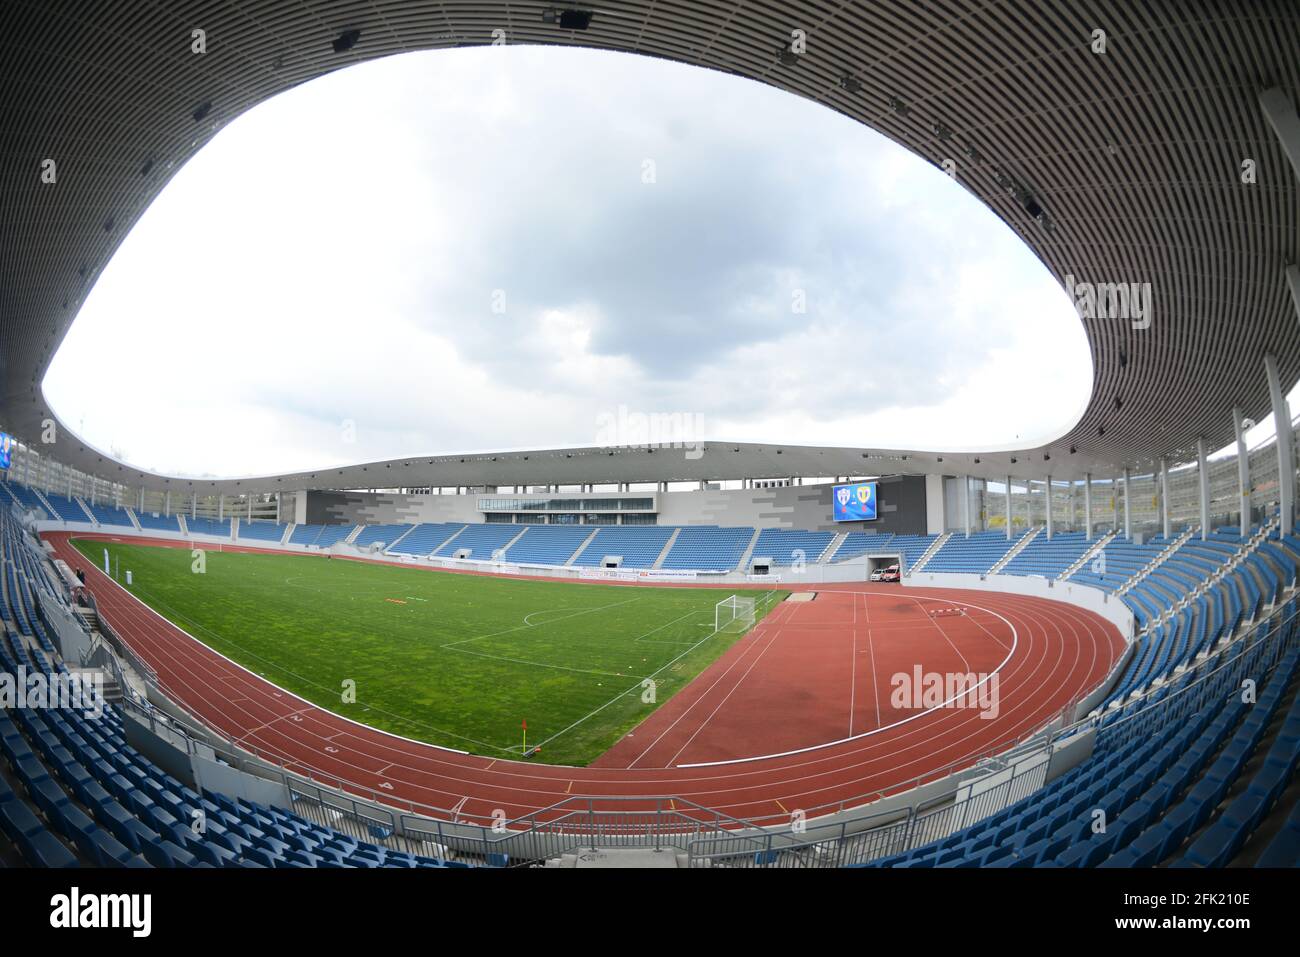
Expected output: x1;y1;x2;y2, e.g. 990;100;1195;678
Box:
42;46;1096;480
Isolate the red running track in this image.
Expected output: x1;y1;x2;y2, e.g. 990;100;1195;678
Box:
47;532;1125;827
597;590;1022;769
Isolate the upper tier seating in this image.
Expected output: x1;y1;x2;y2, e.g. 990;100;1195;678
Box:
1097;531;1296;707
2;482;49;516
433;524;522;560
237;520;286;543
1001;531;1094;578
570;526;675;568
289;523;319;545
288;524;356;548
660;526;755;571
388;523;466;556
1068;537;1166;591
502;525;593;565
750;528;836;566
186;516;232;538
40;493;90;524
135;512;180;532
85;503;134;528
314;525;356;548
352;523;412;549
923;530;1020;574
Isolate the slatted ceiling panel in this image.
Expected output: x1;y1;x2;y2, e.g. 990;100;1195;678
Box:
0;1;1298;493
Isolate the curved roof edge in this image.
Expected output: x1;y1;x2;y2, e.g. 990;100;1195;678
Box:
1;2;1298;495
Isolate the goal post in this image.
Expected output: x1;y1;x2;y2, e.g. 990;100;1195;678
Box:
715;594;757;633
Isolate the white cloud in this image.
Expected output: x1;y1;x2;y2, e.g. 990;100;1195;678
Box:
42;46;1094;478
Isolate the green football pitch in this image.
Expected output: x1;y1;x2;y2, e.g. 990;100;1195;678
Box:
74;539;786;766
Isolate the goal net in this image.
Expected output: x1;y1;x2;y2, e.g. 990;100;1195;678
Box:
715;595;757;633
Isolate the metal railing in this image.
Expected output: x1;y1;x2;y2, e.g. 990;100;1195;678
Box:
80;591;159;688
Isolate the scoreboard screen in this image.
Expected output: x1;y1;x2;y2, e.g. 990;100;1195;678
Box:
0;432;12;470
832;481;878;522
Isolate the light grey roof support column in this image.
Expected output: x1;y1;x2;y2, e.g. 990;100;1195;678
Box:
1233;406;1251;531
1197;438;1211;540
1084;473;1093;539
963;475;971;537
1265;353;1295;532
1045;475;1053;539
1005;475;1012;540
1122;468;1131;540
1159;458;1170;540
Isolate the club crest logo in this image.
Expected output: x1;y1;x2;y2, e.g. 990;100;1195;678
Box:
856;485;872;505
836;487;851;507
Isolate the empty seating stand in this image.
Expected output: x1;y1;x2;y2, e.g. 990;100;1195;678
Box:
386;523;465;556
501;525;592;565
750;529;834;566
2;482;50;517
186;516;232;537
434;524;521;560
39;493;90;524
237;520;286;542
86;503;134;528
570;526;675;568
135;512;180;532
1000;531;1093;578
352;523;413;549
924;530;1020;574
289;524;356;548
1068;537;1164;591
660;526;754;571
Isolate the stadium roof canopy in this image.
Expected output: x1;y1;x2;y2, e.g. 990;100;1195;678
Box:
2;1;1299;495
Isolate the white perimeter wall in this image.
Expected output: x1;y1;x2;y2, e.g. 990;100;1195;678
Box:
905;570;1136;642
